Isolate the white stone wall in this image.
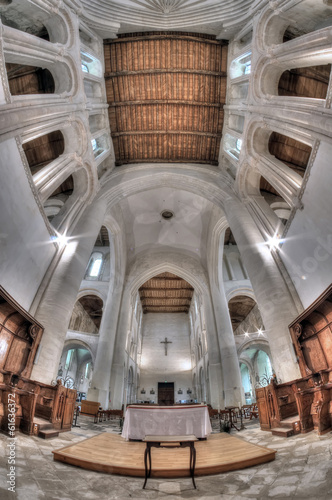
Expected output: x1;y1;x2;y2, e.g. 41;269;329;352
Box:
139;312;192;402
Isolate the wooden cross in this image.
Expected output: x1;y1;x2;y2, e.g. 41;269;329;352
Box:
160;337;172;356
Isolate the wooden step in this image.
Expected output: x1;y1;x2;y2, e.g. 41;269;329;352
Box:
279;415;299;427
271;427;294;437
38;429;59;439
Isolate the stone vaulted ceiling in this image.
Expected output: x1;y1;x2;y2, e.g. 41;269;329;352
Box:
104;32;228;165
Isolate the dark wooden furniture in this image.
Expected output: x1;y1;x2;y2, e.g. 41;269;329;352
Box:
158;382;174;405
256;284;332;436
0;286;76;438
81;400;100;415
142;435;198;489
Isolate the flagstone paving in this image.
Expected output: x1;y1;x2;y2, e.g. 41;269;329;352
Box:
1;415;331;499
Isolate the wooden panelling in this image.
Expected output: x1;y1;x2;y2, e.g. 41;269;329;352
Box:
289;284;332;376
0;286;44;379
257;284;332;436
0;286;76;437
104;32;227;165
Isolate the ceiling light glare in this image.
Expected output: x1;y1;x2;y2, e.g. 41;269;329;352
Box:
266;233;283;251
51;233;68;247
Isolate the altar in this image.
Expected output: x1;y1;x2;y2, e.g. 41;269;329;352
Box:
121;404;212;440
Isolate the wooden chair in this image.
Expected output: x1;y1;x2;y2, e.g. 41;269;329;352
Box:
249;404;259;420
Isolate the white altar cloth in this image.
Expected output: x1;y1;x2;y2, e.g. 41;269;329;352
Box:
121;404;212;440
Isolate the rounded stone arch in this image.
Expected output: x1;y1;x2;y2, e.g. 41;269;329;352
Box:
236;119;307;198
76;287;106;305
100;164;232;213
71;291;104;334
128;256;209;305
238;338;271;359
238;357;255;403
72;164;95;203
102;213;125;289
62;338;95;364
255;7;291;50
226;286;256;304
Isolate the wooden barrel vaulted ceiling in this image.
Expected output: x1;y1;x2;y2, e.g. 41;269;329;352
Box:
139;272;194;313
104;32;228;165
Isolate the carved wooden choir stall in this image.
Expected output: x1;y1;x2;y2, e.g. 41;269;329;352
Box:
256;284;332;437
0;286;76;438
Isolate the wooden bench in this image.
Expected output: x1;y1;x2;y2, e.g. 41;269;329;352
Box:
142;435;198;489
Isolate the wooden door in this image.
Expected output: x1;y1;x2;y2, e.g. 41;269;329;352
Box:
158;382;174;405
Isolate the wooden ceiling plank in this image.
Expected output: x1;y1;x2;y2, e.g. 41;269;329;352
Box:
111;130;222;138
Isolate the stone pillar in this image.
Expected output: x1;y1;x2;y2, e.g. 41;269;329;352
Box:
109;287;133;409
31;198;107;383
210;276;244;407
224;253;236;280
224;198;301;382
87;282;124;409
202;295;224;409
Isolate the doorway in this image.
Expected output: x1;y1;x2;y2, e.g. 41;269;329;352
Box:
158;382;174;405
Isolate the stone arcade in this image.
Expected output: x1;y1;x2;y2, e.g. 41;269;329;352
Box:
1;0;332;499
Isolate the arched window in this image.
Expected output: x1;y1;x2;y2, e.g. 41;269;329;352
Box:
81;52;103;78
81;63;89;73
86;251;103;279
229;52;252;79
224;133;242;160
85;361;92;379
65;349;74;370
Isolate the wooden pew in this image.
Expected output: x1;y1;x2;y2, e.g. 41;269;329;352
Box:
256;284;332;437
0;286;76;438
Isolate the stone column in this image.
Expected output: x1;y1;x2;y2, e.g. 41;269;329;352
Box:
224;198;301;382
87;282;125;409
210;275;244;407
202;294;224;409
109;286;133;409
31;197;107;383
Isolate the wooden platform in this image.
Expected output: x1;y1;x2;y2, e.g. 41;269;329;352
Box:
52;433;276;478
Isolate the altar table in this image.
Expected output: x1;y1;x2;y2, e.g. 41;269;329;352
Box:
121;404;212;440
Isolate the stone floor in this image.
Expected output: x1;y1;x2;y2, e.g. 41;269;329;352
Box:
1;415;332;500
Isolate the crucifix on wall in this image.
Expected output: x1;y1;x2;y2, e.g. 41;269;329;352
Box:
160;337;172;356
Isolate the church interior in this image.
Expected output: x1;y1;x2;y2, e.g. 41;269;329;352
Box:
1;0;332;498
